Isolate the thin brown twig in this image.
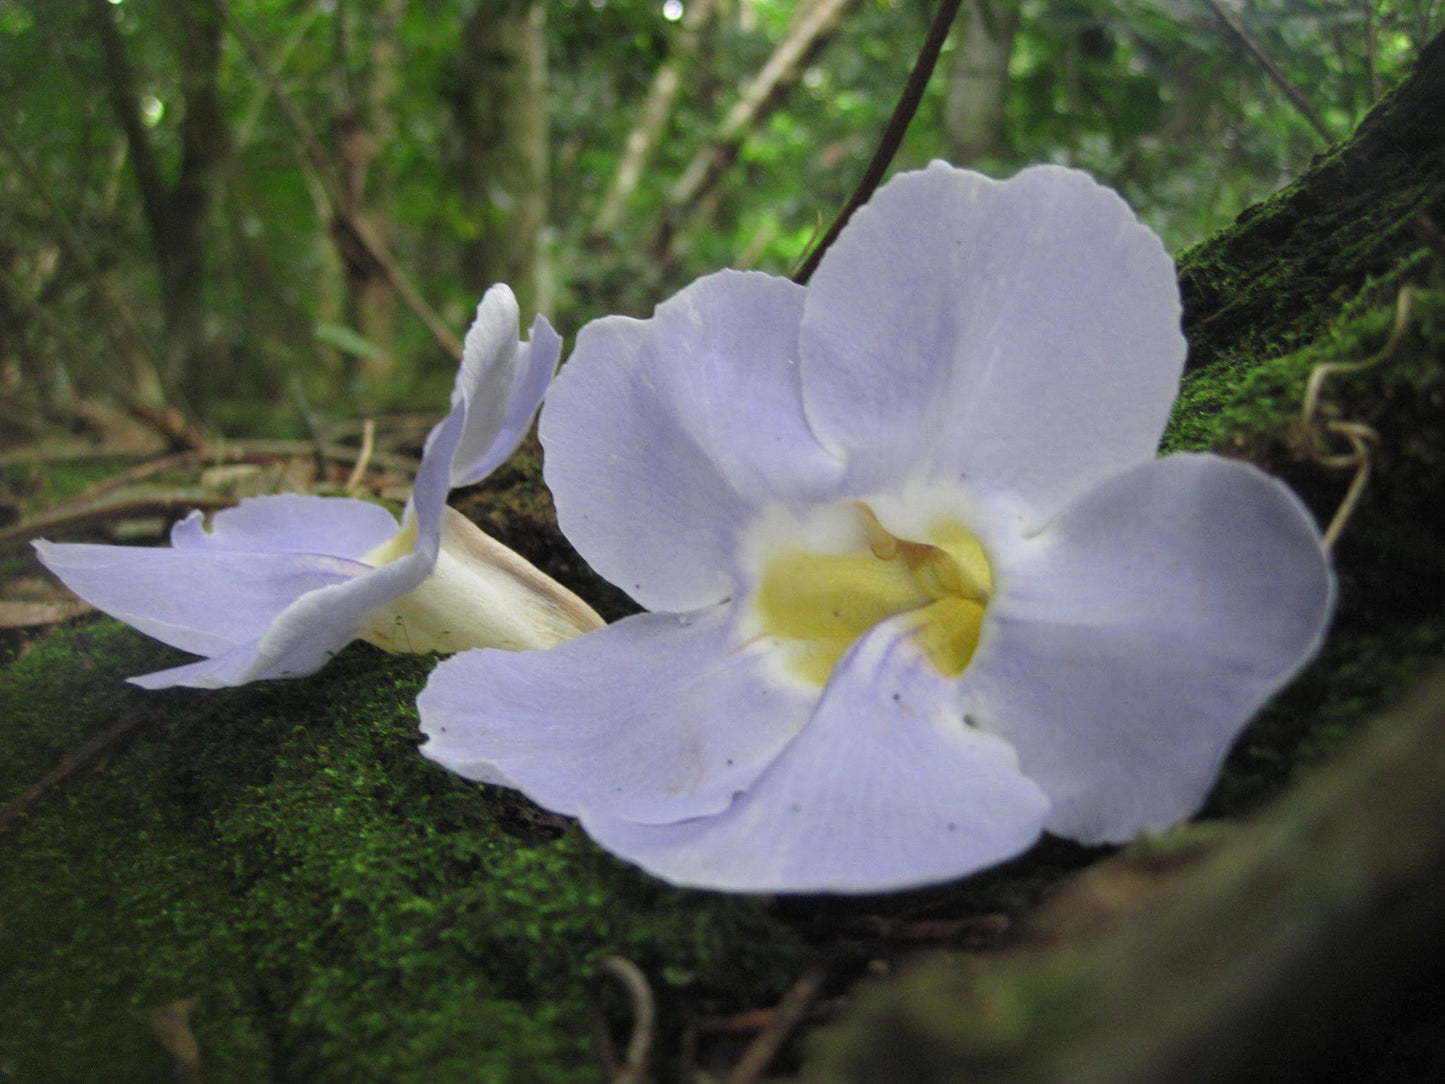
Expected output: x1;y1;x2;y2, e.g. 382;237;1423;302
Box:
792;0;964;284
0;707;158;834
596;956;655;1084
345;419;377;495
700;995;848;1036
0;494;238;550
215;1;462;360
1203;0;1335;146
724;964;829;1084
0;117;167;407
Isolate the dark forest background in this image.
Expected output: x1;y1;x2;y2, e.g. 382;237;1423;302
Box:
1;0;1439;437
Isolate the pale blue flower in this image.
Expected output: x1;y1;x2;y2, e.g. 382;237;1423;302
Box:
36;285;599;690
417;164;1334;893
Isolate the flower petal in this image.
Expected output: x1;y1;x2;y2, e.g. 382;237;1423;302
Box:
417;604;812;823
964;453;1334;843
131;549;432;689
169;494;399;560
799;162;1184;525
541;269;845;612
581;617;1050;893
32;540;365;657
445;285;563;489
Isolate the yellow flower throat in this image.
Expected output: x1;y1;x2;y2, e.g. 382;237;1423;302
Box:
754;502;992;686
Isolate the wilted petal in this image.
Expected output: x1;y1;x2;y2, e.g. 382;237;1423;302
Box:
800;163;1184;525
32;540;364;658
582;616;1050;893
541;270;845;612
964;453;1334;843
169;494;398;560
417;603;812;823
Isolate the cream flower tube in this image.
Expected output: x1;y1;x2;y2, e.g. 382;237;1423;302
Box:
417;164;1334;893
35;285;600;690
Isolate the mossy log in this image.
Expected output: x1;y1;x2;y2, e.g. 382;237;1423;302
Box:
3;34;1445;1084
806;665;1445;1084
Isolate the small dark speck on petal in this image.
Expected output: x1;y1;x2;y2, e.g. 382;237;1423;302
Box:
726;758;734;766
790;803;801;813
963;714;978;727
947;823;956;831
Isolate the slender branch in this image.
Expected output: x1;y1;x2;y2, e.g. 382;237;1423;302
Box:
0;708;160;834
0;494;237;550
89;0;169;248
0;118;167;406
793;0;963;284
215;0;462;360
725;965;829;1084
596;957;655;1084
1203;0;1335;145
665;0;860;219
591;0;717;237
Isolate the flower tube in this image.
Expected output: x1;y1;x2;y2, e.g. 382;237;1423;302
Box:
418;165;1334;894
35;285;601;690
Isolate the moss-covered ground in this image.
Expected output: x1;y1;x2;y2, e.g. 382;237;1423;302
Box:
1;624;814;1081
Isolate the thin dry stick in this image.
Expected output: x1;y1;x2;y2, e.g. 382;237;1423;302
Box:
793;0;964;284
0;494;237;550
597;956;656;1084
344;419;378;495
724;964;829;1084
1298;286;1417;549
215;1;462;360
0;119;167;406
1203;0;1335;145
667;0;859;216
0;707;157;833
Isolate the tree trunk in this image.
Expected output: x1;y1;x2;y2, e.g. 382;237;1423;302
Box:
591;0;717;239
453;1;549;320
91;0;232;405
331;0;405;386
943;0;1018;166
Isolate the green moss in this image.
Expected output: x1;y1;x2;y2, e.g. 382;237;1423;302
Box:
0;624;811;1082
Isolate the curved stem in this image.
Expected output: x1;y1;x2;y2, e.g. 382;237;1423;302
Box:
792;0;964;284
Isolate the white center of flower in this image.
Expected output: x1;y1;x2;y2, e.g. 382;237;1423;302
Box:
751;500;992;686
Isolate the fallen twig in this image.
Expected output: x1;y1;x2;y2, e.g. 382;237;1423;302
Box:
0;493;237;550
345;419;378;496
595;956;656;1084
0;706;158;834
725;964;829;1084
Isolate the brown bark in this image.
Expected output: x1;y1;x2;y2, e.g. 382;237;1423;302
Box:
454;1;549;319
